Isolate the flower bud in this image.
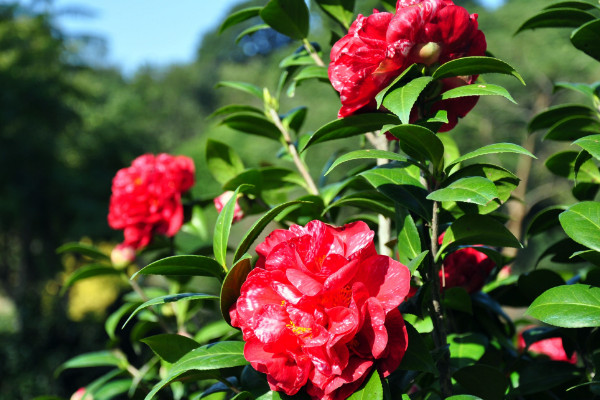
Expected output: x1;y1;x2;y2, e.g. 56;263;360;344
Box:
71;388;93;400
111;243;136;269
413;42;442;66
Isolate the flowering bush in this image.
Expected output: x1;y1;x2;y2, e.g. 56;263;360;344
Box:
107;153;195;249
230;220;409;399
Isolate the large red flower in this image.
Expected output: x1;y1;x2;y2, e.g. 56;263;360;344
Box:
329;0;486;131
439;233;495;293
230;221;410;400
108;153;195;249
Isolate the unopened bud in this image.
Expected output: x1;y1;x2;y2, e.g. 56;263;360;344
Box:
111;244;136;269
71;388;93;400
414;42;442;66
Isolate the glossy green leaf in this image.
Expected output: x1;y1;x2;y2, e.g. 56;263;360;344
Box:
141;334;199;363
527;284;600;327
301;113;400;151
432;57;525;85
406;251;428;275
235;23;270;43
214;186;242;267
446;142;535;170
382;76;433;124
448;332;488;370
56;351;126;376
314;0;355;29
280;45;322;67
441;83;516;103
325;149;408;176
215;81;263;100
554;81;598;97
260;0;309;40
56;242;110;261
560;202;600;252
208;104;263;119
427;176;499;205
397;208;421;265
545;1;600;10
324;191;396;219
571;19;600;62
440;214;521;256
384;124;444;169
544;151;600;182
526;205;567;238
453;365;508;400
220;112;281;141
360;164;431;220
543;116;600;141
398;321;436;374
574;134;600;160
143;341;248;400
206;139;245;185
123;293;218;328
293;65;329;84
133;255;225;280
347;369;383;400
218;6;262;33
233;200;310;262
515;8;595;33
573;249;600;266
61;265;121;295
221;257;253;326
375;63;422;108
528;104;596;133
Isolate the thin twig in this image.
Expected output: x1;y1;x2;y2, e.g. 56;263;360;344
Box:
302;38;325;67
268;108;319;195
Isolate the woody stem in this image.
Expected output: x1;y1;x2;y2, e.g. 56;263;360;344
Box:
302;39;325;67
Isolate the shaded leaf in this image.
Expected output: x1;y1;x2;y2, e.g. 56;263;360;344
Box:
543;116;600;141
515;8;595;33
221;257;253;326
571;18;600;62
260;0;309;40
525;205;567;238
220;112;281;141
133;256;225;280
528;104;596;133
398;322;435;374
61;265;121;295
235;24;270;43
453;365;508;400
141;334;199;363
56;242;110;261
218;6;262;34
56;351;126;376
314;0;355;30
206;139;245;185
518;361;579;395
518;269;566;302
324;191;396;219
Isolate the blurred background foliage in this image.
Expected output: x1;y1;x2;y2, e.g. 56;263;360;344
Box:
0;0;598;398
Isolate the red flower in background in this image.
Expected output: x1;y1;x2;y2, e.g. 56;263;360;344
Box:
518;331;577;364
439;233;495;293
214;191;244;223
329;0;486;131
230;221;411;400
108;153;195;249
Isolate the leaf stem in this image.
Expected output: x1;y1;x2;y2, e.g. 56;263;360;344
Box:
302;38;325;67
268;108;319;195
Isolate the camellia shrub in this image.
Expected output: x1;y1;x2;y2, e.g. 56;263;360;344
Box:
50;1;600;400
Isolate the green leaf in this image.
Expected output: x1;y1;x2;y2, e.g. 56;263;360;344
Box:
453;365;508;400
446;143;535;170
218;6;262;33
526;205;567;238
543;116;600;141
375;63;423;108
560;202;600;252
347;369;383;400
448;332;488;370
124;293;218;328
526;284;600;327
443;287;473;314
282;107;308;134
208;104;263;119
528;104;597;133
314;0;355;30
397;208;421;265
427;176;499;205
440;214;521;256
324;191;396;219
545;1;600;10
56;351;126;376
325;149;408;176
384;124;444;169
360;164;431;220
215;81;263;100
95;379;131;400
571;19;600;62
105;303;138;340
214;186;242;268
293;65;329;85
432;57;525;85
398;321;436;374
260;0;309;40
133;255;225;280
141;334;199;363
56;242;110;261
220;257;253;326
517;360;579;395
144;341;248;400
446;396;484;400
220;112;281;141
515;8;595;33
61;265;121;295
406;251;428;275
235;24;270;43
518;269;566;302
382;76;433;124
195;320;238;344
233;200;310;262
301;113;400;151
575;134;600;160
206;139;245;185
441;83;516;103
554;81;598;98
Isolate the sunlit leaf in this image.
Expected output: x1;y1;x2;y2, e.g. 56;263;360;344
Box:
382;76;433;124
441;83;516;103
427;176;499;205
218;6;262;34
432;57;525;85
527;284;600;327
559;202;600;252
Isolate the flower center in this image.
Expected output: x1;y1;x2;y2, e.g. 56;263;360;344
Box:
322;284;352;308
286;321;312;338
414;42;442;66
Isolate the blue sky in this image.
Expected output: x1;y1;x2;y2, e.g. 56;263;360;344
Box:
50;0;504;74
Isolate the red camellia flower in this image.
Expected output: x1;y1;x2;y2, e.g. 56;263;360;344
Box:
230;220;410;400
518;331;577;364
439;233;495;293
108;153;195;249
329;0;486;131
214;191;244;223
